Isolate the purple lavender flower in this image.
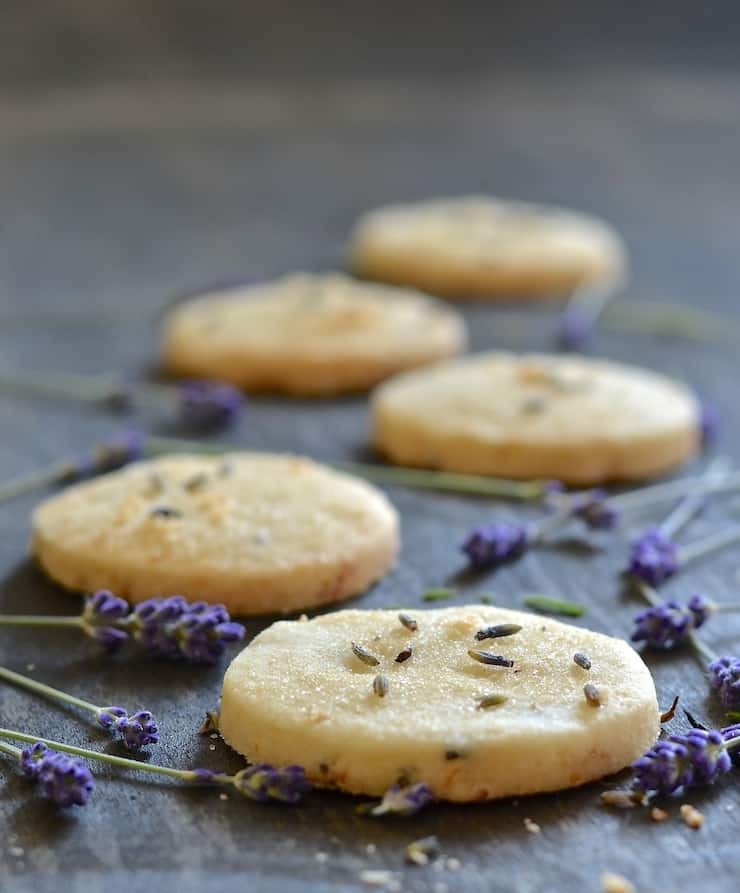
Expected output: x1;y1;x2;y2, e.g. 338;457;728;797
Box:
722;723;740;766
462;522;531;570
631;595;712;650
627;529;679;585
129;596;245;662
178;380;244;430
631;728;731;797
175;602;246;662
699;402;719;448
571;488;619;530
81;590;131;650
20;741;53;779
232;764;310;804
362;782;434;817
709;656;740;709
96;707;159;750
73;430;145;479
20;742;94;807
558;306;593;351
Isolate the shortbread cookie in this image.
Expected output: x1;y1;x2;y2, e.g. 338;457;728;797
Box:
371;352;700;485
32;454;399;614
161;273;466;395
350;196;627;300
219;606;659;801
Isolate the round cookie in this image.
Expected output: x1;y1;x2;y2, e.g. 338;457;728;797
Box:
350;196;627;300
219;606;659;802
32;453;399;615
161;272;466;395
371;352;700;485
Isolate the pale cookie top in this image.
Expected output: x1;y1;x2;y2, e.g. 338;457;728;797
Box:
163;272;465;358
352;195;626;277
33;454;398;574
373;352;698;445
223;606;658;747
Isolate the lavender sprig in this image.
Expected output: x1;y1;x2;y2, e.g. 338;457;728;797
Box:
0;664;159;750
631;595;712;649
630;727;738;799
0;729;309;805
0;591;246;664
357;782;434;817
0;740;94;807
0;430;145;506
0;368;244;432
708;657;740;710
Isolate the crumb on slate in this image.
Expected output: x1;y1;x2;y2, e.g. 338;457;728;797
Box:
601;871;635;893
650;807;668;822
359;869;401;891
680;803;704;830
523;817;541;833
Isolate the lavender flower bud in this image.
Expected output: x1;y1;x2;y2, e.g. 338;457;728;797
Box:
20;741;53;779
571;488;619;530
36;752;95;807
106;709;160;750
631;595;712;650
129;596;245;662
82;590;131;651
558;306;593;351
722;723;740;766
699;402;719;448
627;529;679;586
709;656;740;709
96;705;127;729
232;764;310;804
73;430;145;479
631;728;730;797
363;782;434;817
178;380;244;431
21;743;94;807
462;521;530;570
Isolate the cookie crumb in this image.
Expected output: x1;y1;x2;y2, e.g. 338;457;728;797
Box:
601;872;635;893
650;807;668;822
365;843;377;855
315;852;328;864
219;793;228;801
446;857;461;871
523;817;541;834
680;803;704;829
9;846;24;858
25;664;35;672
359;870;400;892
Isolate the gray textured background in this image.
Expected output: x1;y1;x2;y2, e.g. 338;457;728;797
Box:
1;3;740;891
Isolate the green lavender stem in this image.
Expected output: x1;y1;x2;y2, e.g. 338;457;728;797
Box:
0;369;121;405
0;460;76;504
0;665;100;717
658;457;730;539
678;527;740;566
0;728;203;781
0;729;240;790
0;740;21;759
601;299;740;344
0;615;83;629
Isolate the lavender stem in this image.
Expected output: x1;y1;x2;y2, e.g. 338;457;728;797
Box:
678;527;740;566
0;728;207;783
0;615;84;629
658;457;729;540
0;460;76;504
0;665;100;716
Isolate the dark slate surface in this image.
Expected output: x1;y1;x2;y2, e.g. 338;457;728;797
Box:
2;4;740;892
